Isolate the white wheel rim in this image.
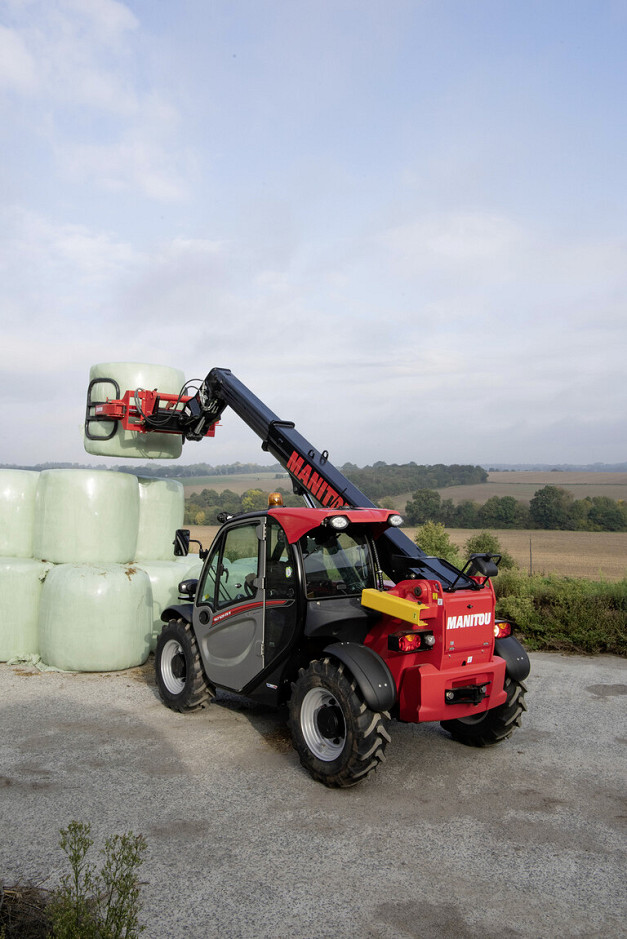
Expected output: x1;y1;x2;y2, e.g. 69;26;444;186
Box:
161;638;186;694
300;687;346;761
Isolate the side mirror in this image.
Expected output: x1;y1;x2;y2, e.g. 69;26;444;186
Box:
178;578;198;599
467;553;500;579
173;529;190;557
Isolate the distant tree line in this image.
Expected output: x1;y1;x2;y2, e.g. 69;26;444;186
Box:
185;487;302;525
340;462;488;501
114;461;283;478
404;485;627;532
1;460;284;478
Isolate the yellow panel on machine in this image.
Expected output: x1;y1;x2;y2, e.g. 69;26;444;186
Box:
361;588;428;627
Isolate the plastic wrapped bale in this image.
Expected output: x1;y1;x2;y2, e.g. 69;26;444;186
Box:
178;554;204;579
0;469;40;558
33;469;139;564
0;558;52;660
135;477;185;561
38;563;151;671
84;362;187;459
135;560;191;652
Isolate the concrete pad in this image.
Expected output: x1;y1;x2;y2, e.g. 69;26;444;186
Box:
0;652;625;938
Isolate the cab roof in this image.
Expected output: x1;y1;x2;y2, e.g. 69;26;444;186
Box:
267;506;400;543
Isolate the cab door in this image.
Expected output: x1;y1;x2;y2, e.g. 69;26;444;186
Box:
192;518;267;692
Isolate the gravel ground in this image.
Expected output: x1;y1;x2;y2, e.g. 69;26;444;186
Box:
1;652;625;939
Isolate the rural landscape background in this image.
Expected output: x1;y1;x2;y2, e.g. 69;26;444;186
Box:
177;461;627;657
178;466;627;580
5;460;624;582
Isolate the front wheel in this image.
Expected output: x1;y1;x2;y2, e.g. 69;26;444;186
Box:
155;619;213;712
440;675;527;747
288;657;391;788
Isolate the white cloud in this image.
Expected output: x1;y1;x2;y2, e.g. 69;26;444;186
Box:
62;0;139;39
1;1;189;201
0;2;625;465
0;25;37;92
3;0;139;112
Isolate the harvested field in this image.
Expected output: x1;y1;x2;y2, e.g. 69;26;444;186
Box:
435;471;627;505
185;525;627;582
183;471;627;507
182;471;289;496
443;528;627;581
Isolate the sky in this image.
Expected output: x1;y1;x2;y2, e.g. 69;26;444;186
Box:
1;0;625;469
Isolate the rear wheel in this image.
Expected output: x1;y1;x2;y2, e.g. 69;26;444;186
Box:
440;676;527;746
155;619;212;712
288;657;391;788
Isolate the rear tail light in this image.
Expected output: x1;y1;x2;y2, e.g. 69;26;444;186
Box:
494;620;512;638
388;630;435;653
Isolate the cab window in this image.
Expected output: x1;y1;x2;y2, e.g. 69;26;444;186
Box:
300;529;374;598
198;522;261;610
266;518;297;600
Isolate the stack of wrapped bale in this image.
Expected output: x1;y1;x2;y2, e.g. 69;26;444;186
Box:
0;470;51;661
0;361;206;671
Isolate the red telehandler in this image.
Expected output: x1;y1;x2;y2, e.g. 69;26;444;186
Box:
86;367;529;787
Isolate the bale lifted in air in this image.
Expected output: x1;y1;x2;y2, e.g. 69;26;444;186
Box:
84;362;530;787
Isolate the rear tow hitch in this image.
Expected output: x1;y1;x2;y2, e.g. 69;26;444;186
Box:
445;683;489;706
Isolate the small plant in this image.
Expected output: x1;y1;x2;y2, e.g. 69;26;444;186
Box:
48;821;146;939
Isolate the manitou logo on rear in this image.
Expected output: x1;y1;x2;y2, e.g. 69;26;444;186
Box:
447;613;492;629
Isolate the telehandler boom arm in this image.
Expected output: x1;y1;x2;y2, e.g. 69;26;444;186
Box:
87;366;474;589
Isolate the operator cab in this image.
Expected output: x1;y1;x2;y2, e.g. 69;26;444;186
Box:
172;504;396;702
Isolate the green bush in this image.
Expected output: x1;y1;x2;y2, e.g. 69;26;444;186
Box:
414;521;462;567
48;821;146;938
495;571;627;655
0;823;147;938
464;531;517;570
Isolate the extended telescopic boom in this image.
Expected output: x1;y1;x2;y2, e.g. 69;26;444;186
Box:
87;366;474;589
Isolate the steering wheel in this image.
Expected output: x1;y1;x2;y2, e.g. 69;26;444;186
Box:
244;572;256;597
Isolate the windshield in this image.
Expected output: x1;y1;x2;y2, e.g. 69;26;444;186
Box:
300;529;374;598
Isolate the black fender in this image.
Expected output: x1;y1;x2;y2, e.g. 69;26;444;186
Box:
323;641;396;712
495;635;531;683
161;603;194;625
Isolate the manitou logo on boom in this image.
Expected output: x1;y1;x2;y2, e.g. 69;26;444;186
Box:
447;612;492;630
286;450;346;508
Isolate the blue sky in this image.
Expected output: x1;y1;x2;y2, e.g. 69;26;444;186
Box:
1;0;625;467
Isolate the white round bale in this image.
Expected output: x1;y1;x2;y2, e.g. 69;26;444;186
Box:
33;469;139;564
0;469;40;558
0;558;52;660
38;563;151;671
135;477;185;561
84;362;187;459
178;555;204;579
135;559;192;651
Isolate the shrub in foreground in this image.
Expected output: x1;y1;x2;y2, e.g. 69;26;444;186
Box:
0;821;146;939
495;571;627;656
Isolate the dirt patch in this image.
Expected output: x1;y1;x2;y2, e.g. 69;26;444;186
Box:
0;883;51;938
